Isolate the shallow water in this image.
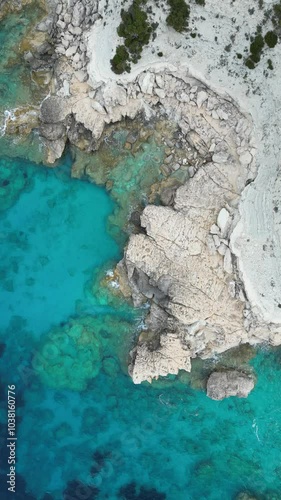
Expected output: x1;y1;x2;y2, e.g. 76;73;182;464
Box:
0;5;281;500
0;154;120;335
0;3;45;113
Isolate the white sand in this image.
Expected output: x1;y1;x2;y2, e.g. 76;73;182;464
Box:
86;0;281;324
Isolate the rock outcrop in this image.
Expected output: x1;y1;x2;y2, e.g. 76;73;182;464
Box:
206;370;255;400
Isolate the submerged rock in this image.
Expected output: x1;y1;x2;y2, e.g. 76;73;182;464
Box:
206;370;255;400
34;317;102;391
235;493;259;500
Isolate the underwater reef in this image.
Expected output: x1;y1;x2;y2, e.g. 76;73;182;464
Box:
34;317;103;391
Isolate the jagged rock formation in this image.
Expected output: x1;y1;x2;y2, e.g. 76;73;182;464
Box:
206;370;255;400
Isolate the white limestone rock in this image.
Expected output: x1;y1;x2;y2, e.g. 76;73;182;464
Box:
130;333;191;384
212;151;229;163
155;74;164;88
91;100;106;114
74;70;88;83
154;88;165;99
210;224;220;235
218;242;228;256
224;248;233;275
65;45;77;57
239;151;252;166
217;207;230;236
207;370;255;400
138;72;155;95
103;83;127;107
197;91;208;108
72;2;86;27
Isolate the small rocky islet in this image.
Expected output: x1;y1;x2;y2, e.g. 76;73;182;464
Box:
0;0;281;498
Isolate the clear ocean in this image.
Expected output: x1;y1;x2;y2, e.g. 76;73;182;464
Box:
0;4;281;500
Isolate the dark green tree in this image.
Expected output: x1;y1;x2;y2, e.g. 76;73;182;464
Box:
264;30;278;48
166;0;190;32
249;34;264;63
117;0;152;59
272;2;281;26
110;45;131;74
111;0;154;74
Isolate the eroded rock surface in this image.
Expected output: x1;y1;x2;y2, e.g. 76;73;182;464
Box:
130;333;191;384
206;370;255;400
121;88;257;384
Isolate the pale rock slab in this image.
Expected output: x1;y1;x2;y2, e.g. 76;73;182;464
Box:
197;90;208;108
207;370;255;400
103;83;127;107
138;72;155;95
130;333;191;384
217;207;230;236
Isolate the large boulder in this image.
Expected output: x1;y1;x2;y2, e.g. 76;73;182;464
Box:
206;370;255;400
40;96;68;124
44;138;66;164
39;122;66;141
129;332;191;384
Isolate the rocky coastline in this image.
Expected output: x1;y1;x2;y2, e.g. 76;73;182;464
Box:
3;0;281;398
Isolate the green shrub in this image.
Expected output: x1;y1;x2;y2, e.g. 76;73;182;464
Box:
250;51;261;63
264;30;278;48
245;58;255;69
117;0;152;59
247;33;264;65
110;45;131;74
272;2;281;26
166;0;190;32
195;0;205;5
111;0;153;74
250;34;264;55
267;58;274;70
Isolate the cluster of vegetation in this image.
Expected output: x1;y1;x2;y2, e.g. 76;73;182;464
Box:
110;45;131;74
244;0;280;71
245;33;264;68
245;30;278;69
110;0;207;73
166;0;190;32
111;0;154;74
272;1;281;26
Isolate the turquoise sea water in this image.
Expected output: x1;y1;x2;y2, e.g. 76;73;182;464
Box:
1;4;281;500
